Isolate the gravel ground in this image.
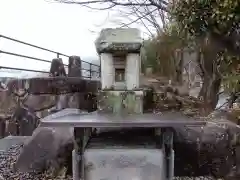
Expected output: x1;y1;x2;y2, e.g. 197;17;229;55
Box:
0;144;72;180
0;144;217;180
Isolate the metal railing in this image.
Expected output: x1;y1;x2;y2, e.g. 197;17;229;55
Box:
0;34;100;79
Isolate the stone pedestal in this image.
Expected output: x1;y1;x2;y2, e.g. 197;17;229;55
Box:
95;28;142;91
126;53;140;89
100;53;114;89
97;90;143;114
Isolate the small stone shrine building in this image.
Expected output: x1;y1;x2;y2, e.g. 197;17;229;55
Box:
95;28;144;114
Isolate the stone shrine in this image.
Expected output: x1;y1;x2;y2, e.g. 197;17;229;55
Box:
95;28;144;114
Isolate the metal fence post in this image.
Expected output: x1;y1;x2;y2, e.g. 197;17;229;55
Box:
0;34;101;79
99;66;101;78
89;63;92;79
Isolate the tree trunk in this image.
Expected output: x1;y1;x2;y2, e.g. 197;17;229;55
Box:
197;37;222;113
199;76;221;112
175;48;184;84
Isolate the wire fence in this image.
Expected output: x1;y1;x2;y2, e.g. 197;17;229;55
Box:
0;34;100;79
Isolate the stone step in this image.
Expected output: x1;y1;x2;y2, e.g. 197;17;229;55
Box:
0;136;30;152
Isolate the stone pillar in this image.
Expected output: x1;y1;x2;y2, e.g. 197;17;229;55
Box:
49;58;68;111
50;58;66;77
100;53;114;89
68;56;82;77
126;53;140;90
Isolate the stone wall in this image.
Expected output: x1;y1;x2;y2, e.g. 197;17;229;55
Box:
0;56;100;138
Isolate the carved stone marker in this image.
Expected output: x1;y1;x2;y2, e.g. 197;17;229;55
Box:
68;56;82;77
95;28;143;114
50;58;66;77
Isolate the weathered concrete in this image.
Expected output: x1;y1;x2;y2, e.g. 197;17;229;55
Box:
96;28;142;92
95;28;142;53
100;53;114;89
97;90;144;114
126;53;141;90
84;149;165;180
50;58;66;77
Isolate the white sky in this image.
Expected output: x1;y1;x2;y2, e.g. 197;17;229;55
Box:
0;0;112;73
0;0;150;76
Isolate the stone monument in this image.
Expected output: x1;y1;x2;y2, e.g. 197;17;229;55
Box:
95;28;144;114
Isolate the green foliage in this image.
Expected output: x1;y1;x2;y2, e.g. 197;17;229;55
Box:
222;53;240;92
172;0;240;96
172;0;240;38
141;39;159;73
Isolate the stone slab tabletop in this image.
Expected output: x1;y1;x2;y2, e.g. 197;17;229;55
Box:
40;108;206;128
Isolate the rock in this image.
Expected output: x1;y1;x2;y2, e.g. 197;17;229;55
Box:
68;56;82;77
0;81;7;91
24;94;56;112
67;93;81;108
174;110;240;178
0;87;16;116
228;108;240;124
175;85;189;96
56;94;68;110
0;175;3;180
14;126;74;175
11;106;40;136
0;143;73;180
49;58;66;77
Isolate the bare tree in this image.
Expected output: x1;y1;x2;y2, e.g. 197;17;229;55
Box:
50;0;168;34
50;0;186;83
113;3;169;37
50;0;168;11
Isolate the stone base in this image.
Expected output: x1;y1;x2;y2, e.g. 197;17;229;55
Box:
84;149;165;180
97;90;143;114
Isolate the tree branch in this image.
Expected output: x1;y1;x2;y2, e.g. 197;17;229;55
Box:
52;0;168;12
119;8;159;28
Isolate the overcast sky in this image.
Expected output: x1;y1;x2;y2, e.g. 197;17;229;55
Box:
0;0;117;74
0;0;149;77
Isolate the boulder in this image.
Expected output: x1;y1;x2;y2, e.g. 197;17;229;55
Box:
174;110;240;178
10;106;40;136
14;126;74;176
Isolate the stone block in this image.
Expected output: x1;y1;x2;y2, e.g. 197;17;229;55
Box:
68;56;82;77
50;58;66;77
95;28;143;53
97;90;143;114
